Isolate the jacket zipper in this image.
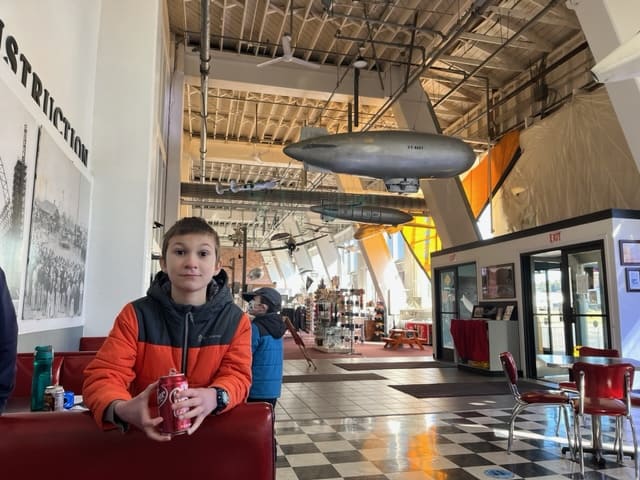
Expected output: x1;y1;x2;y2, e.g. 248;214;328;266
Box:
181;311;193;374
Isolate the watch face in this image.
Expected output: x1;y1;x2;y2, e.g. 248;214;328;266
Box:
219;388;229;405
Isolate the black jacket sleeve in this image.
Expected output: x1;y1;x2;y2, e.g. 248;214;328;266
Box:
0;267;18;413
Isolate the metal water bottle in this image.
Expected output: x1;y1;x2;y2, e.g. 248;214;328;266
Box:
30;345;53;411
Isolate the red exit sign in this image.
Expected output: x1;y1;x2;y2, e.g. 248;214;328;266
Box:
549;231;561;243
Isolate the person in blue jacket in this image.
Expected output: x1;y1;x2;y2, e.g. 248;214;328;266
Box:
0;266;18;414
242;287;286;407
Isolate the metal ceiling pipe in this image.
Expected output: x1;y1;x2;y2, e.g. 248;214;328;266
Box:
180;183;429;214
328;10;444;38
433;0;559;109
362;0;492;130
199;0;211;184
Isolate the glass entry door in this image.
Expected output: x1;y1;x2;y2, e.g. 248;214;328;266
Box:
532;253;564;355
565;246;609;350
525;241;610;379
434;263;477;362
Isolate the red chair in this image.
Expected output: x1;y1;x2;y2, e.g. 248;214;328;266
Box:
558;346;620;392
499;352;573;454
572;362;637;479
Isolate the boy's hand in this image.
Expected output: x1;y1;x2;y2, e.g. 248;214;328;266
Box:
113;381;171;442
174;387;219;435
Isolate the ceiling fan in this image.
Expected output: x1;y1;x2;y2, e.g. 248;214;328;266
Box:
256;233;327;256
256;35;319;70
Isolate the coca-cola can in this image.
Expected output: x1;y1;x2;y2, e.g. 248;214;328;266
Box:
157;372;192;435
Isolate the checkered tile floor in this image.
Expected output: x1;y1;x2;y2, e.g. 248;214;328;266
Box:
274;356;639;480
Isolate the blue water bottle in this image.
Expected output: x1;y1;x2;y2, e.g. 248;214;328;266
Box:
31;345;53;411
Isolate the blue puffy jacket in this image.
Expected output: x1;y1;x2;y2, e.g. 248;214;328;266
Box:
249;312;285;400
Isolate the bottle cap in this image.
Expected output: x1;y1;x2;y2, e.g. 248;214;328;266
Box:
34;345;53;359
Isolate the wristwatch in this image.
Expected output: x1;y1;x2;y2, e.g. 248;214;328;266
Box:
212;387;229;415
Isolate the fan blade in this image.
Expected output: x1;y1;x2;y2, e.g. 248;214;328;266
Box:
295;235;327;247
257;57;284;68
271;232;291;241
281;35;292;57
255;245;288;253
289;57;320;69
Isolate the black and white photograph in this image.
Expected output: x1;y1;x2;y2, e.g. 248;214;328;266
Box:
0;77;38;307
22;127;91;328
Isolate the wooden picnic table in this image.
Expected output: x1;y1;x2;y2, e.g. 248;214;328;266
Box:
382;328;425;350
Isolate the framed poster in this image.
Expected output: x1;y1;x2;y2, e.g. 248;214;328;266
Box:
471;306;484;318
21;127;91;332
0;77;38;309
619;240;640;265
481;263;516;299
625;268;640;292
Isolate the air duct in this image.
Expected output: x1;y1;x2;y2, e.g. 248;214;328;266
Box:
199;0;210;184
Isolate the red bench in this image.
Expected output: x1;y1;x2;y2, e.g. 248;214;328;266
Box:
1;402;275;479
13;351;97;399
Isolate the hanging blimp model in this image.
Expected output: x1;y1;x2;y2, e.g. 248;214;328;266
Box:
283;130;475;193
310;204;413;225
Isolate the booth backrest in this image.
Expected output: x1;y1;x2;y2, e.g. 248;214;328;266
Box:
13;351;96;398
79;336;107;351
0;402;275;480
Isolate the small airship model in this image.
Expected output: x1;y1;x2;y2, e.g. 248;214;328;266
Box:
215;179;279;195
283;130;475;193
310;204;413;225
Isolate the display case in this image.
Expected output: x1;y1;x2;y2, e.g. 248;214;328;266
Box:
371;301;385;341
340;288;365;351
312;287;365;353
312;283;348;352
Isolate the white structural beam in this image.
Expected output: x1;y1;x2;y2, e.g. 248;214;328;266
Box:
184;49;388;105
389;67;480;248
568;0;640;173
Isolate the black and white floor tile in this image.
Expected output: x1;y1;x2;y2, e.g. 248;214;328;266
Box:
274;356;639;480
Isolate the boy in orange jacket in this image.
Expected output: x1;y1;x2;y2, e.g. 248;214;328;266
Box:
83;217;252;441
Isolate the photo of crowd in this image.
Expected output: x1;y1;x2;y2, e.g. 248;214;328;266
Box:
22;129;90;321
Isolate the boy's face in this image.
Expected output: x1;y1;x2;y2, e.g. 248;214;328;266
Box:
247;296;268;316
160;232;221;305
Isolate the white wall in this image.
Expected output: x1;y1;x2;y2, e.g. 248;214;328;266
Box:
611;217;640;357
83;0;164;335
1;1;167;347
0;1;101;350
0;0;100;148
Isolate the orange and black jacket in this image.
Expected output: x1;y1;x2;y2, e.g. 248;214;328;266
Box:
83;270;252;428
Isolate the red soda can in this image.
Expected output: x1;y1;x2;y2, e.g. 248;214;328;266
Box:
157;372;192;435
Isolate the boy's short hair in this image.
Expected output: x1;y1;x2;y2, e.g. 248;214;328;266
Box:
162;217;220;259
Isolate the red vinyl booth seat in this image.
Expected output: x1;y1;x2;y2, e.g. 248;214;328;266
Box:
0;402;276;480
13;351;97;398
79;336;107;351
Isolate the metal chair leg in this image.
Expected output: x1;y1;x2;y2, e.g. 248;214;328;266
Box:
507;402;527;453
629;415;638;480
561;404;575;460
575;412;585;476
